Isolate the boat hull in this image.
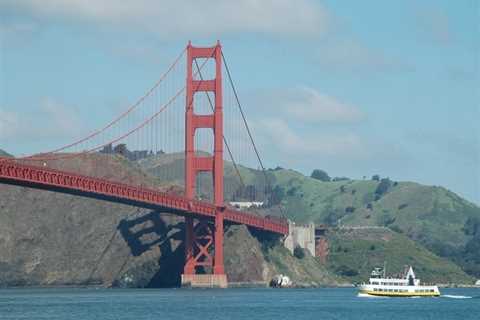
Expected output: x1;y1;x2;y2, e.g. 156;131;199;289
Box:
359;289;440;297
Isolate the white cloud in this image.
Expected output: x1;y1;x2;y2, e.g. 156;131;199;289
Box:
258;118;365;157
276;86;364;123
241;86;368;163
0;99;85;143
251;86;364;124
316;39;414;73
0;0;329;38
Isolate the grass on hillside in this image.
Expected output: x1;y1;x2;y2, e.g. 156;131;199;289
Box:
325;228;474;284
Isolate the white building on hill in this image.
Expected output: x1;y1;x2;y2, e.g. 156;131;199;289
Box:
229;201;264;209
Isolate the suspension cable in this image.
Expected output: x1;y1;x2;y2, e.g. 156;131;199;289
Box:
193;59;245;189
14;47;187;160
221;51;272;203
13;50;211;163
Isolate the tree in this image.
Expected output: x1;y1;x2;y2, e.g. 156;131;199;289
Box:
294;246;306;259
269;185;285;205
375;178;392;196
311;169;331;182
372;174;380;181
113;143;128;156
345;206;356;213
464;217;480;236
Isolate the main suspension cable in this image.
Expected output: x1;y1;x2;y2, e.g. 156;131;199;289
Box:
221;51;272;203
14;50;211;163
15;47;187;160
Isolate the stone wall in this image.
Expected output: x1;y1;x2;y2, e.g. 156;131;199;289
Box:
284;221;315;256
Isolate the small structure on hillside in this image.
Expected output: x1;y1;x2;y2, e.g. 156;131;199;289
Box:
315;225;329;263
284;221;315;256
475;280;480;287
229;201;264;210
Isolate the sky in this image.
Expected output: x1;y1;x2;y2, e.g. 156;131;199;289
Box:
0;0;479;204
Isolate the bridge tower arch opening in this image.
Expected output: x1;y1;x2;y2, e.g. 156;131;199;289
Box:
182;41;227;288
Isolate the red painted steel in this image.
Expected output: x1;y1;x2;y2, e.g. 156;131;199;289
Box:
184;41;226;276
0;42;290;286
0;160;289;235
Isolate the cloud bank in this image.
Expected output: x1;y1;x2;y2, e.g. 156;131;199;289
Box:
0;99;85;144
0;0;329;38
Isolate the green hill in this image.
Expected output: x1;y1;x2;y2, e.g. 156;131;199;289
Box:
137;153;480;281
263;169;480;279
326;227;473;284
0;149;12;157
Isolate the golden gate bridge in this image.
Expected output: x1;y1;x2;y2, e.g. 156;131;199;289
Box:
0;42;289;288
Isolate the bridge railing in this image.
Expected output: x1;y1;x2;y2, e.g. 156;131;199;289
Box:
0;160;288;235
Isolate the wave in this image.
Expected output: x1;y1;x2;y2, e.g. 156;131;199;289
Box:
441;295;472;299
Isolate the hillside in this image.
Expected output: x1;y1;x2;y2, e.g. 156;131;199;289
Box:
1;150;478;286
138;153;480;281
0;151;338;287
325;227;473;284
0;149;12;157
264;169;480;279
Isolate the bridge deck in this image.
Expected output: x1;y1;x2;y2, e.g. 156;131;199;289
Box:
0;160;288;235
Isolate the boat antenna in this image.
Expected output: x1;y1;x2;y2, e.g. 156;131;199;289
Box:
383;261;387;278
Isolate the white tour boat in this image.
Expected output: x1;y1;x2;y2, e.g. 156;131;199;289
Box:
358;265;440;297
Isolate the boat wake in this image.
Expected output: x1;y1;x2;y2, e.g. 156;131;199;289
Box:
441;295;472;299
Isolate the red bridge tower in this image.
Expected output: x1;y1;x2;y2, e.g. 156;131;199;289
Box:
181;41;227;288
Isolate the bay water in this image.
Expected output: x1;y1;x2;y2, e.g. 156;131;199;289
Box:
0;287;479;319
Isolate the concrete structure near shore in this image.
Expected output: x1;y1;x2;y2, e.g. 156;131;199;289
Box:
284;221;316;256
476;280;480;287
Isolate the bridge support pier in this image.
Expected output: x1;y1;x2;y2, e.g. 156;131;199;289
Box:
181;41;227;288
181;210;227;288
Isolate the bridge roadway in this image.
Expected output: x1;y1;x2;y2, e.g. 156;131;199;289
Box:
0;159;289;235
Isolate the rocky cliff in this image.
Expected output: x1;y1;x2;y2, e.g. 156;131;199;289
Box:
0;152;339;287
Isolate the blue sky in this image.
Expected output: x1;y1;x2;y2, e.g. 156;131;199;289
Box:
0;0;479;204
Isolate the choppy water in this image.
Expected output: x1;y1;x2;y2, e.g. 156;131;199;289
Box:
0;287;479;320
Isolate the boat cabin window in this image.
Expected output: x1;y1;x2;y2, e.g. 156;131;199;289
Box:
408;275;414;286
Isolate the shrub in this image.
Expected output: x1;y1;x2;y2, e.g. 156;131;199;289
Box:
390;225;403;233
372;175;380;181
333;177;350;182
311;169;331;182
269;185;285;205
336;265;359;277
370;245;376;251
375;178;392;196
294;246;306;259
286;187;297;196
379;215;396;226
345;206;356;213
398;203;408;210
